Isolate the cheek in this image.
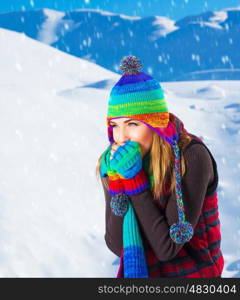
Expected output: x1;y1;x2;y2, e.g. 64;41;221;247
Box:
112;130;118;142
132;128;153;149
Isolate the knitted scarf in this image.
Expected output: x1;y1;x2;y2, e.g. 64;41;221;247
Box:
113;154;152;278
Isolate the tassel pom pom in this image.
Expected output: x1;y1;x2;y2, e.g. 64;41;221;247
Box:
110;193;129;217
119;56;143;75
169;221;193;244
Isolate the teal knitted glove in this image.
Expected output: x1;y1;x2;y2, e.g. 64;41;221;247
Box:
109;140;143;179
100;145;112;177
100;145;125;195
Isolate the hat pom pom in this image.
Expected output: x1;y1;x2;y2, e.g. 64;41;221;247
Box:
119;55;143;75
169;221;193;244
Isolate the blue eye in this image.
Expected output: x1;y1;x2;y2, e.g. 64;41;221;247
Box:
110;122;138;128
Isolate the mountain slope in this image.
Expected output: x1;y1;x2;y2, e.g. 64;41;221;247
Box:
1;7;239;81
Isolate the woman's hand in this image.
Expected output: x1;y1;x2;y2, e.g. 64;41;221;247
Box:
100;144;125;195
109;140;143;179
100;145;113;177
110;142;125;159
101;141;149;195
100;143;126;177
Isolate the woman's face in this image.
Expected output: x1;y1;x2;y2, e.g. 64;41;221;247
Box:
109;117;153;157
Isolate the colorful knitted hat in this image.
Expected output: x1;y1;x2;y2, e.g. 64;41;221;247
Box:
106;55;193;245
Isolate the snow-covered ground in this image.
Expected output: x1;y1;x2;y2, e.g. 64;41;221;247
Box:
0;28;239;277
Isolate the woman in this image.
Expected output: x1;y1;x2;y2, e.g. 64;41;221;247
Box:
96;56;224;278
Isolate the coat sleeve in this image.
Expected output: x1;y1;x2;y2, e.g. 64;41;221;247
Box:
130;143;214;261
102;179;123;257
102;143;214;260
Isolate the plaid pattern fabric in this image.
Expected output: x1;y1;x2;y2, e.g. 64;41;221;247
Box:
144;137;224;278
145;192;224;277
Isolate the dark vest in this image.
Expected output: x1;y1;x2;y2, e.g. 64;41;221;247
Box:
145;135;224;277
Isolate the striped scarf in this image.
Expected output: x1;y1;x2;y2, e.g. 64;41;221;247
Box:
109;153;153;278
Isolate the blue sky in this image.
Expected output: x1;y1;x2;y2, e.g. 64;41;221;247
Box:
1;0;240;20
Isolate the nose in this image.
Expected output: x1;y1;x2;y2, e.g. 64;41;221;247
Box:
116;127;129;145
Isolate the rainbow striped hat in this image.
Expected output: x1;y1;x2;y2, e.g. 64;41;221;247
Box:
107;56;179;146
106;55;194;246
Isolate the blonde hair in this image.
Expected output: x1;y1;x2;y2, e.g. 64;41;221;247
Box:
95;118;192;202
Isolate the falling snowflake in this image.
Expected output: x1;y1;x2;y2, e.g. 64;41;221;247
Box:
30;0;35;7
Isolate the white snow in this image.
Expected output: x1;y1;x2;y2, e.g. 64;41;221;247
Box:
73;8;141;20
190;21;223;30
0;28;239;277
37;9;65;45
191;8;235;30
150;16;178;40
194;85;226;100
0;28;119;277
74;8;116;16
202;21;223;29
210;10;228;24
224;7;240;12
119;14;141;21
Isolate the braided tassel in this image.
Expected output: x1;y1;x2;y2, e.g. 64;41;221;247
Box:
169;141;193;244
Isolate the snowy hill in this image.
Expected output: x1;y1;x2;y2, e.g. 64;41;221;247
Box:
0;7;240;81
0;27;119;277
0;28;239;277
